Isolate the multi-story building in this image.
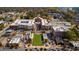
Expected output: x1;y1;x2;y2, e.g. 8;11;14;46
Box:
9;19;34;30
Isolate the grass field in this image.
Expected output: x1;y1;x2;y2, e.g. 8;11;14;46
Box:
32;34;43;46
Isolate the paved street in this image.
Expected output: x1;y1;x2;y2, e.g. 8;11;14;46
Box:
0;25;10;37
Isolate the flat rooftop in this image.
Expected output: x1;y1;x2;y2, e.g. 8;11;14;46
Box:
11;19;34;26
51;19;71;32
0;20;5;24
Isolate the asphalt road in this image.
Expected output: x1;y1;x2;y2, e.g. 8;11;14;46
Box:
0;25;10;37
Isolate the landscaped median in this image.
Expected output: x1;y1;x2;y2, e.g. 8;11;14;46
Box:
32;34;43;46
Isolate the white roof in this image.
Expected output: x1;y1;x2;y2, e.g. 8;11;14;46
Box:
11;19;34;26
53;27;64;32
41;19;48;25
30;33;34;39
43;34;48;39
45;22;52;26
70;41;79;47
0;20;5;24
50;19;71;32
26;32;34;39
9;35;21;44
34;17;48;26
52;25;70;32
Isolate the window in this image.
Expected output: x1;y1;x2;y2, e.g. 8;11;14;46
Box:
21;21;29;23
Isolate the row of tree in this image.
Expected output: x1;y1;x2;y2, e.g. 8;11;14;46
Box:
63;26;79;41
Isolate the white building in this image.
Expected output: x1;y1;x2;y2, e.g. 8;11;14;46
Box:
70;41;79;48
10;19;34;30
50;19;71;32
0;20;5;24
9;34;22;44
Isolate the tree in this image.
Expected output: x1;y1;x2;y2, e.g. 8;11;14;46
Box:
28;38;32;44
46;15;52;20
44;39;48;43
0;24;4;30
0;42;2;47
63;30;78;41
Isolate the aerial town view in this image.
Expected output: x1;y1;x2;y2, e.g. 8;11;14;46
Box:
0;7;79;51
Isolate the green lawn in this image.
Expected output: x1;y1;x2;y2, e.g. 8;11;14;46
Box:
32;34;43;46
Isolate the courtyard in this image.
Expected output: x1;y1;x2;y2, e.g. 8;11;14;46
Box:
32;34;43;46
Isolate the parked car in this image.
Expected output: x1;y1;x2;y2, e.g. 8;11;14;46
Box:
2;29;13;37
